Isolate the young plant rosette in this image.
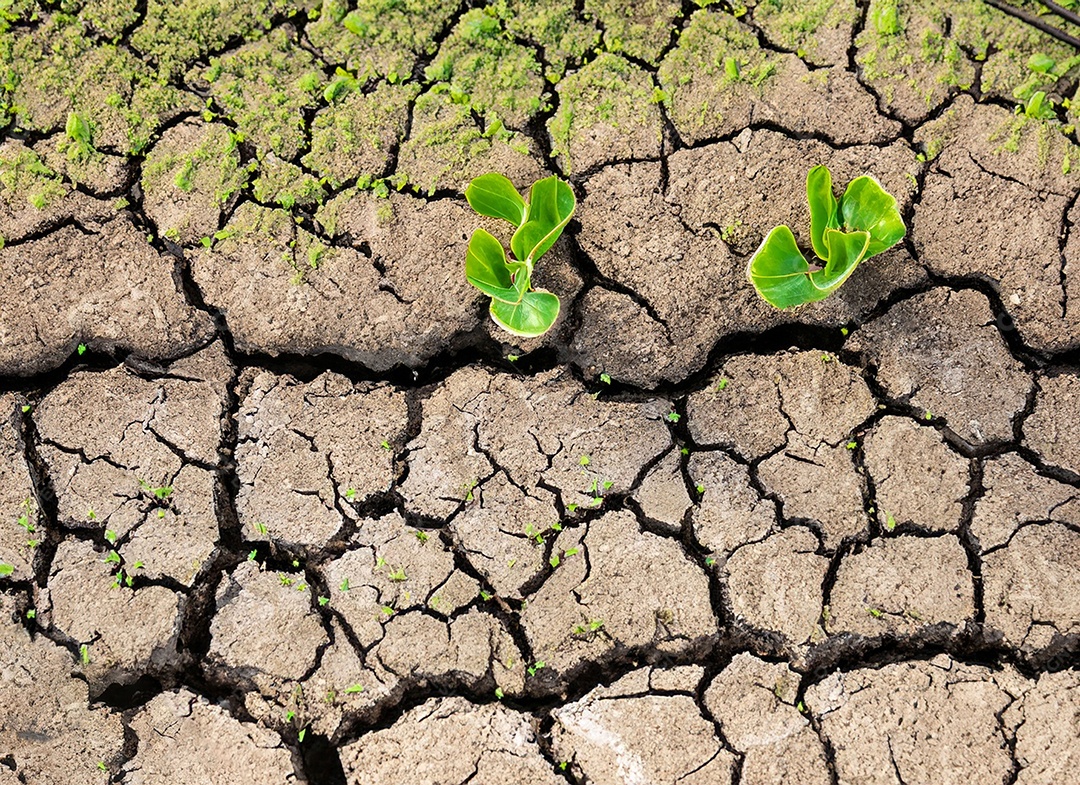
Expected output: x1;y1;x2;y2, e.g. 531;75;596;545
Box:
464;172;575;338
747;165;905;309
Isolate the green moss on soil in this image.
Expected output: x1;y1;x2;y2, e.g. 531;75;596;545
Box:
584;0;682;65
142;122;248;218
492;0;600;79
303;80;418;188
1;13;194;153
306;0;459;83
749;0;858;63
396;89;533;194
547;53;660;173
131;0;315;81
658;9;780;133
199;27;323;161
252;154;325;208
424;8;548;128
0;144;66;211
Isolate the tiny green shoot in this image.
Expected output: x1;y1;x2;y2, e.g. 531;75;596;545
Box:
747;165;905;308
464;173;576;337
600;373;611;385
344;684;364;694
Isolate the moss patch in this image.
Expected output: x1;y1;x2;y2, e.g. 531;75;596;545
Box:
252;153;325;209
198;27;324;161
583;0;682;65
306;0;459;83
547;53;662;174
396;90;537;195
1;12;194;154
0;143;66;212
493;0;600;79
750;0;858;66
424;8;548;128
657;9;780;138
302;81;418;188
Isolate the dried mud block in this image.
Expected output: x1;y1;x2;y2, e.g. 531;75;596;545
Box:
584;0;680;65
207;560;330;693
806;656;1020;785
972;454;1079;551
983;523;1080;651
849;288;1032;446
521;511;717;677
141;120;247;246
659;9;899;145
402;366;670;520
0;140;115;243
687;451;777;556
725;527;827;645
0;596;124;784
758;435;867;546
1003;671;1080;785
827;535;974;637
1024;374;1080;477
236;370;406;549
916;98;1080;354
552;667;736;784
35;348;229;585
124;689;296;784
32;133;132;195
863;416;969;532
195;193;555;370
703;653;831;785
0;217;215;376
303;82;418;187
339;697;561;785
397;90;547;196
43;539;184;693
0;395;36;582
686;356;787;460
633;450;691;533
547;53;663;175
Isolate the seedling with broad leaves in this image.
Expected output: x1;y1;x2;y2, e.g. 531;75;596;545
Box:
747;165;905;309
464;173;575;338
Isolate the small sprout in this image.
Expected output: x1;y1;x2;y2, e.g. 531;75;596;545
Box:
924;411;933;420
600;373;612;385
525;523;544;544
464;173;575;338
97;761;107;772
841;327;850;337
665;411;681;423
285;710;295;722
527;661;546;677
480;590;493;601
279;575;294;587
696;483;705;494
566;503;579;512
846;441;858;450
680;447;690;455
381;440;392;451
344;488;357;501
292;559;300;568
20;404;31;413
340;578;351;592
414;530;429;544
157;509;165;519
388;568;407;582
298;728;307;743
797;700;806;713
723;56;740;79
26;609;35;619
80;644;90;664
705;556;717;567
602;480;614;490
495;687;505;699
884;511;897;531
344;684;364;694
87;509;97;521
464;479;478;502
590;496;602;507
132;561;144;570
104;551;121;564
0;563;13;576
867;607;883;618
507;354;520;362
248;549;257;561
579;454;590;466
380;605;395;616
559;762;568;771
551;522;563;531
717;378;728;391
748;166;905;308
77;343;87;356
565;547;580;558
549;554;560;568
104;529;117;545
375;556;387;569
318;596;329;606
295;583;308;592
253;521;268;535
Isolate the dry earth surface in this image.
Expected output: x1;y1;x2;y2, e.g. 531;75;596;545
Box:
1;0;1080;783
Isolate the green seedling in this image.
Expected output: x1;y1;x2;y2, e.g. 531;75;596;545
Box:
388;568;407;582
527;660;546;676
600;373;612;385
464;173;576;338
1021;91;1056;120
495;687;505;699
26;609;35;619
665;411;681;423
747;165;905;309
344;684;364;694
80;644;90;664
340;578;351;592
318;595;329;606
0;563;13;576
77;343;87;356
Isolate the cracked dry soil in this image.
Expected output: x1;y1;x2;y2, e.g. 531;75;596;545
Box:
2;0;1080;783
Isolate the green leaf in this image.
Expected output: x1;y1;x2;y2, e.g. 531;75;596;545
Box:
489;290;560;337
0;563;13;576
746;226;825;309
466;173;527;227
811;229;870;291
465;229;519;303
839;176;905;258
806;165;839;261
510;176;575;263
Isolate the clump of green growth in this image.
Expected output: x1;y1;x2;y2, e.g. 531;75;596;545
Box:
252;154;325;209
583;0;682;65
490;0;599;80
424;8;547;127
0;145;66;211
750;0;858;64
464;172;575;337
747;165;905;308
